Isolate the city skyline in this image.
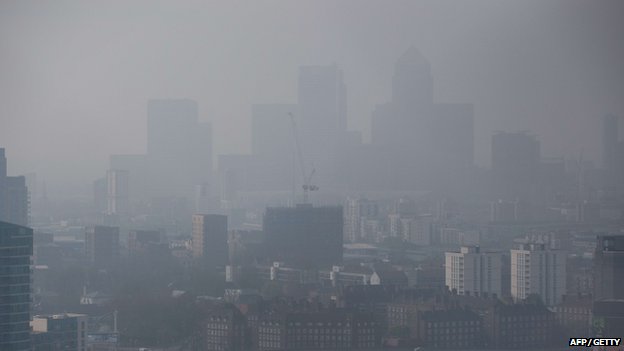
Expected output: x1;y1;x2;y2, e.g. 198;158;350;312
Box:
1;0;623;197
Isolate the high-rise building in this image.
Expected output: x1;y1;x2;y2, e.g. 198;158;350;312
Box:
263;204;343;268
491;132;540;200
0;221;33;351
250;104;298;191
192;214;228;268
297;65;347;188
594;235;624;300
391;46;434;112
445;246;502;297
0;148;29;226
106;169;129;215
344;198;378;243
31;313;88;351
92;177;107;214
511;242;566;306
370;48;474;191
84;226;119;268
147;99;212;198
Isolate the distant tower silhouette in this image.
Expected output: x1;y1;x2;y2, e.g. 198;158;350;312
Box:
392;46;434;112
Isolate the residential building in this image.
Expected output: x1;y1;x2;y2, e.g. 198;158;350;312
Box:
202;303;248;351
510;243;566;306
445;246;503;298
594;235;624;300
483;302;556;349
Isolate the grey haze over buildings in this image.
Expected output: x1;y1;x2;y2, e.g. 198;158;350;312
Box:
1;0;623;197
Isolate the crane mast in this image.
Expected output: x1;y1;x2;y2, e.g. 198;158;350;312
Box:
288;112;318;204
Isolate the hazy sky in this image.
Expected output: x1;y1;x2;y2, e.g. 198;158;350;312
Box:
1;0;623;197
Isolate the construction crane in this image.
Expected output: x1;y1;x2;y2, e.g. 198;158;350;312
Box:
289;112;318;204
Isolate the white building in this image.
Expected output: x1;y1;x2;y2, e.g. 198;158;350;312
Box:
511;243;566;306
445;246;502;297
344;198;378;243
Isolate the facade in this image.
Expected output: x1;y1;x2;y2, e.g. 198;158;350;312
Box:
192;214;228;268
203;304;247;351
0;148;29;226
257;310;380;350
416;309;483;349
0;221;33;351
553;295;592;336
344;198;378;243
594;235;624;300
445;246;503;298
263;204;342;268
510;243;566;306
127;229;164;255
31;313;88;351
484;303;556;349
105;169;129;216
592;299;624;338
84;226;119;268
319;265;372;288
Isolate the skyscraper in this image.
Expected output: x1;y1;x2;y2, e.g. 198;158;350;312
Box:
511;242;566;306
263;204;343;268
146;99;212;198
491;131;540;200
391;46;433;112
594;235;624;300
445;246;502;297
370;48;474;191
192;214;228;268
0;148;29;226
85;226;120;268
297;65;347;188
0;221;33;351
106;169;129;215
250;104;297;191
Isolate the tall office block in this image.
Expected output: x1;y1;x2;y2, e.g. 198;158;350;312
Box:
0;221;33;351
0;148;29;226
106;169;129;215
85;226;119;268
192;214;228;268
263;204;343;268
147;99;212;198
511;243;566;306
445;246;502;297
297;65;347;187
370;48;474;191
491;132;540;200
594;235;624;300
250;104;297;191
